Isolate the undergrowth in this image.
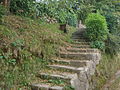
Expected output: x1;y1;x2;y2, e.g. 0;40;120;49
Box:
108;77;120;90
0;15;76;89
92;53;120;90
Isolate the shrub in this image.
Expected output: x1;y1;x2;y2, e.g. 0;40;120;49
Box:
67;12;77;27
105;34;120;55
57;9;67;24
90;41;105;49
0;5;6;23
85;13;108;41
104;12;120;34
10;0;36;17
85;13;109;49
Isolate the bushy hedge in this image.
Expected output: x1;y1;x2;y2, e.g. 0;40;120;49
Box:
85;13;109;49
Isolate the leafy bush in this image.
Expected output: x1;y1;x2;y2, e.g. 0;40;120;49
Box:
85;13;109;49
103;12;120;34
67;12;77;27
105;34;120;55
0;5;6;23
85;13;108;41
10;0;36;17
90;41;105;49
94;0;120;54
77;4;94;24
57;9;67;24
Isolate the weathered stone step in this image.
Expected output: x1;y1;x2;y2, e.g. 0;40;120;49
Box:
71;41;90;45
72;35;85;38
72;31;85;36
72;39;88;42
48;64;85;73
37;73;74;81
72;36;86;39
50;59;89;67
66;48;99;53
71;36;87;39
50;58;96;75
31;84;64;90
70;44;90;48
59;52;100;61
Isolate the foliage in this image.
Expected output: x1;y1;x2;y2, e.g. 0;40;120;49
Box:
9;0;78;26
95;0;120;34
57;9;77;26
67;12;77;27
94;0;120;54
77;4;94;23
0;5;6;23
105;34;120;55
35;1;58;18
10;0;36;17
85;13;108;41
85;13;108;49
57;9;67;24
105;12;119;34
90;41;105;50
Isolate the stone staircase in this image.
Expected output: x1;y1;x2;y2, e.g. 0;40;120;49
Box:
31;29;101;90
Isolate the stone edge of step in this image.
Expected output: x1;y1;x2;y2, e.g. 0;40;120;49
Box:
47;64;88;73
31;84;64;90
37;73;75;80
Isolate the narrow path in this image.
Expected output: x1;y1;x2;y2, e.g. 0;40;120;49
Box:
101;70;120;90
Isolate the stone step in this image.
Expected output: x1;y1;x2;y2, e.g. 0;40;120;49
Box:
50;59;96;75
70;44;90;48
72;36;85;39
71;36;87;40
72;34;85;36
50;59;89;67
48;64;85;73
59;52;100;60
66;48;99;53
72;33;85;36
37;73;75;82
31;84;64;90
72;39;88;42
72;31;85;36
71;41;90;45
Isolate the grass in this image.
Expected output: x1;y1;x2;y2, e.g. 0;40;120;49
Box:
108;77;120;90
92;53;120;90
0;15;76;89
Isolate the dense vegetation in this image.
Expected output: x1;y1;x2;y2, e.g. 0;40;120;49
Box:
0;0;120;89
85;13;108;49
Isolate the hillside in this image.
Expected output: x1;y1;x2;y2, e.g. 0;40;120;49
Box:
0;15;76;89
0;0;120;89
